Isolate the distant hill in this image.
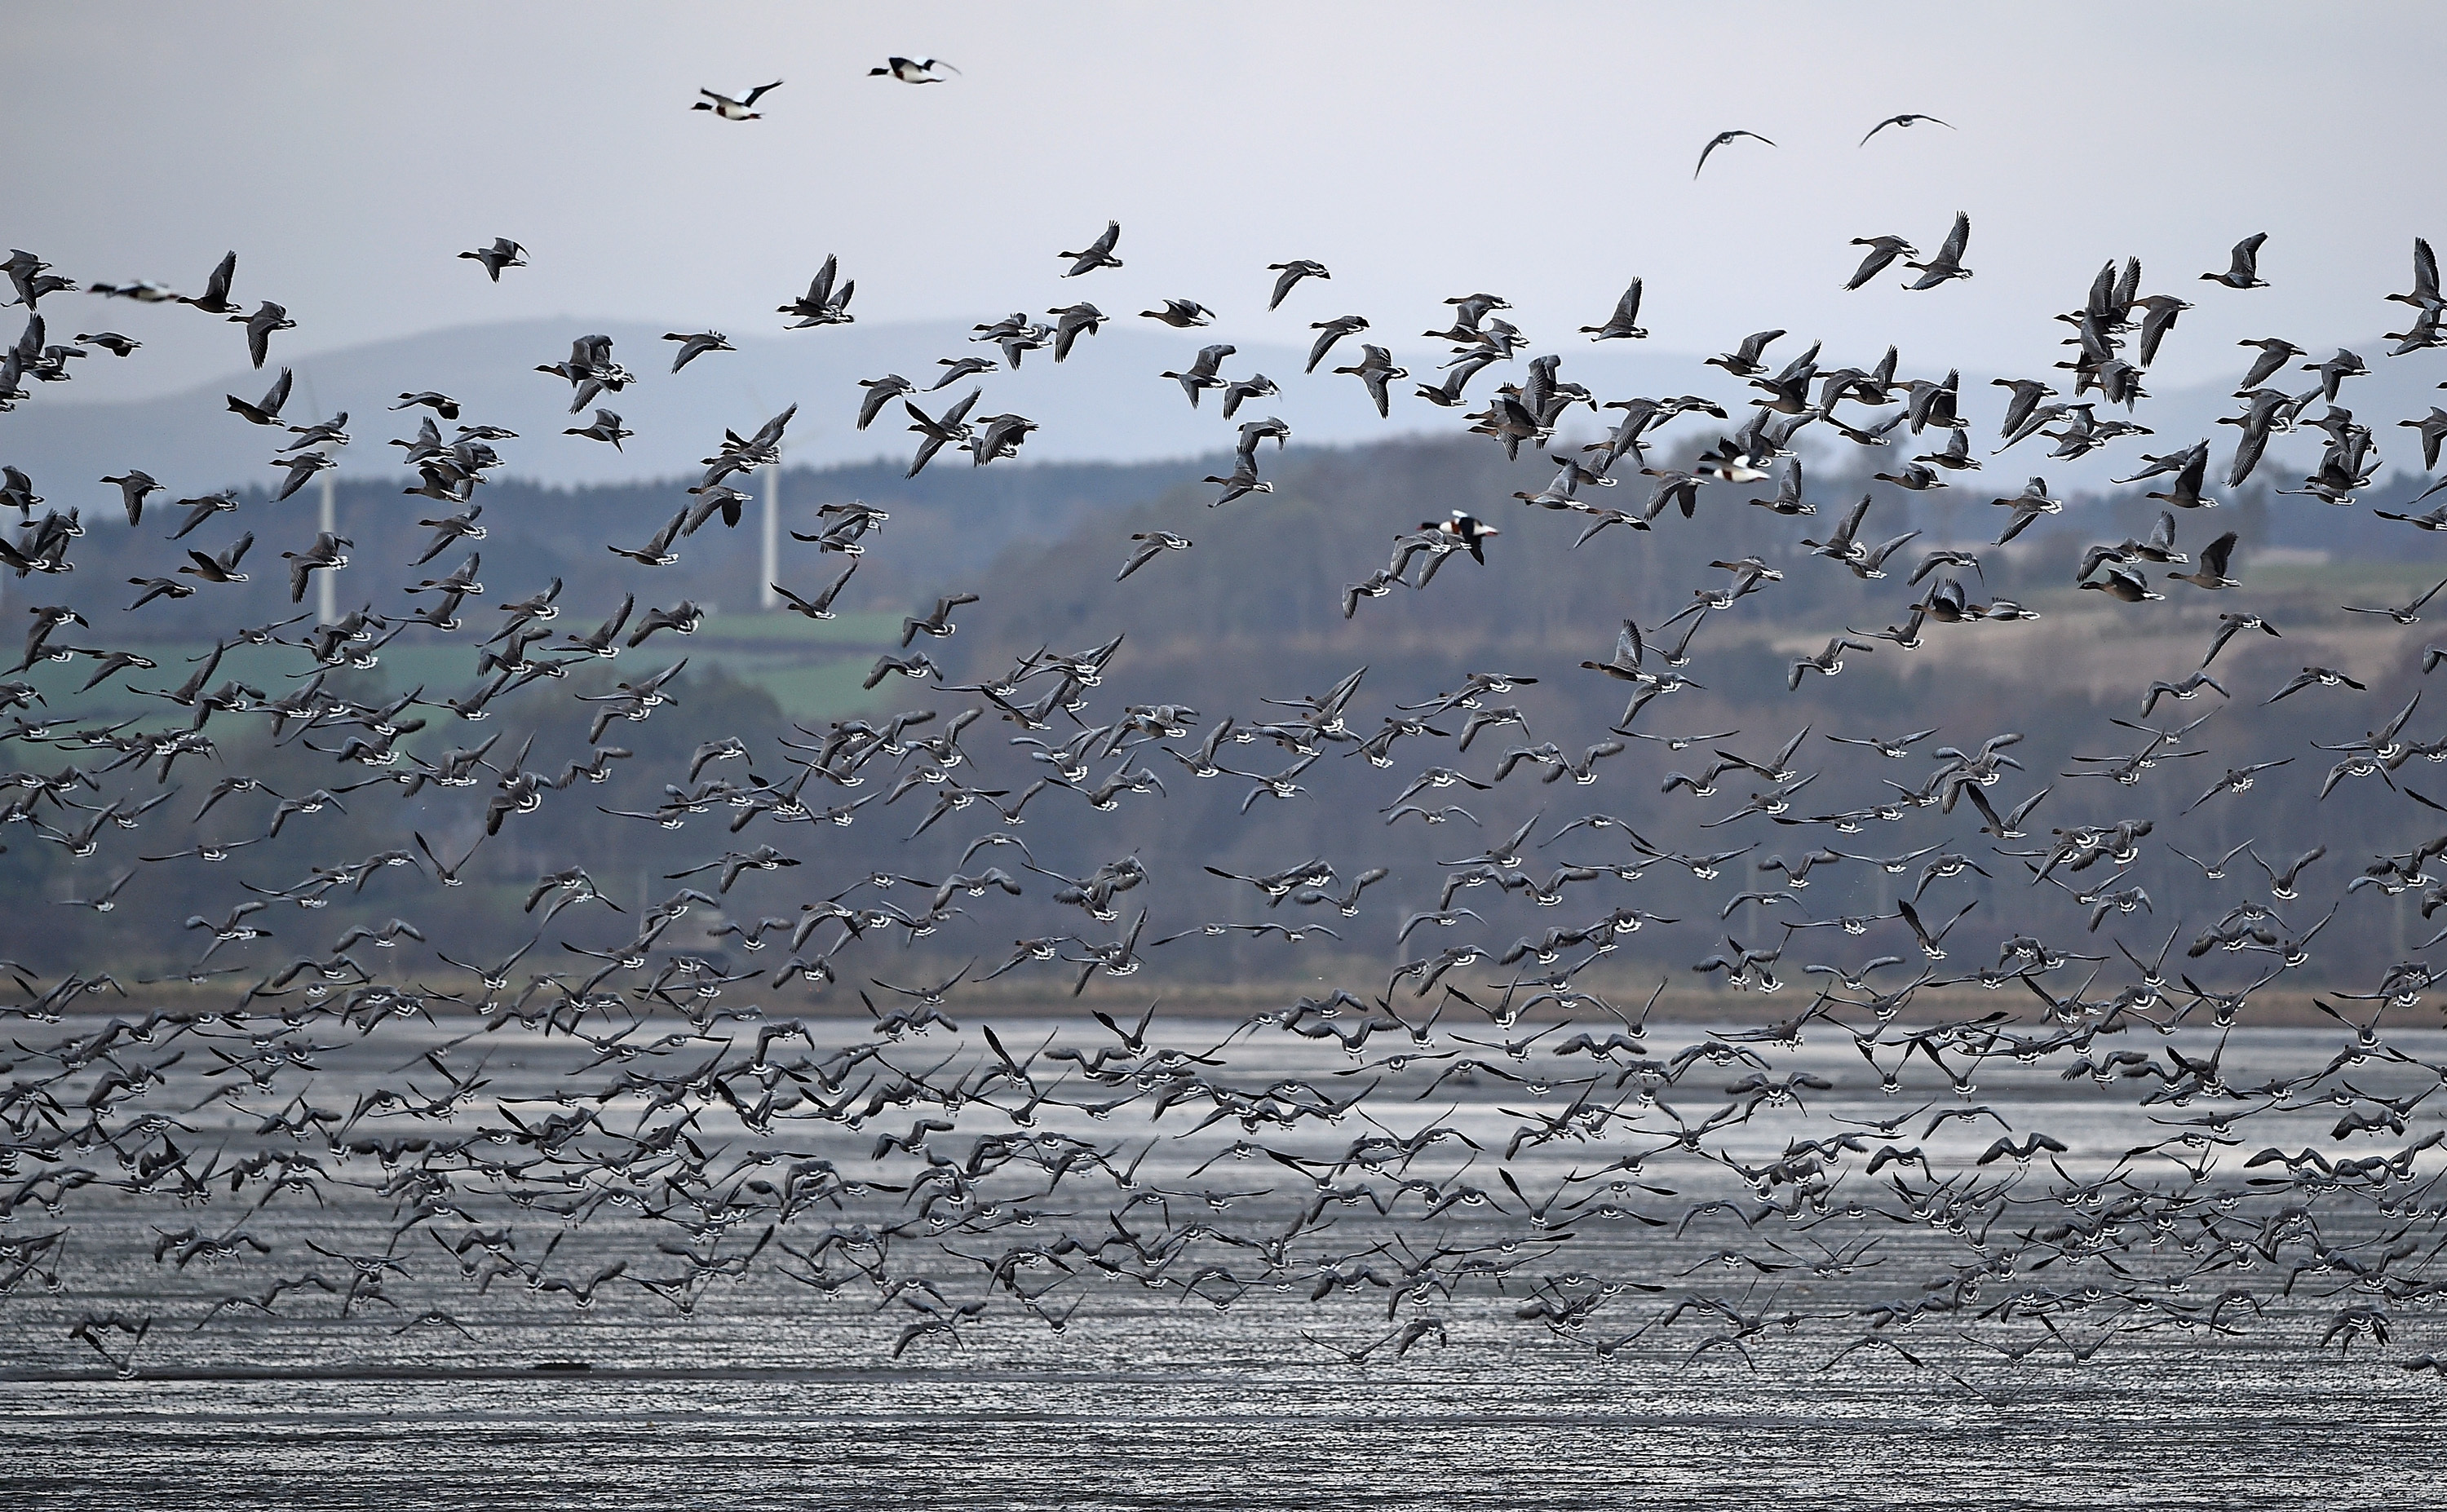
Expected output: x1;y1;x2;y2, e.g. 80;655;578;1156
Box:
0;449;1230;649
15;425;2443;988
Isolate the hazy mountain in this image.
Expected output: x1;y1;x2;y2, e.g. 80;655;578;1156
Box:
15;315;2432;500
0;317;1562;494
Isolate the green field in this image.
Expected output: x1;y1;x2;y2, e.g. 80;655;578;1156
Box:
12;609;905;727
693;609;902;644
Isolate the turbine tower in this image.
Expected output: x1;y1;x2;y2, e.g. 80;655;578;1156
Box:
760;447;781;610
316;464;338;625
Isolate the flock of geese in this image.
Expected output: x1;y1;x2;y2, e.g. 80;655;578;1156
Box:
9;76;2447;1386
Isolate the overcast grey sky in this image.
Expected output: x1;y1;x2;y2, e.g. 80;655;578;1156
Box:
13;2;2445;406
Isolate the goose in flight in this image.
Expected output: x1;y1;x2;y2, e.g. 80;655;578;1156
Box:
1334;344;1408;417
778;254;856;327
232;301;294;369
662;329;734;373
772;562;858;621
563;409;631;449
2164;531;2241;590
1859;113;1954;145
1117;531;1192;581
1580;281;1647;340
1047;303;1105;360
458;238;527;281
226;367;293;427
2342;576;2447;625
1844;237;1916;290
2202;232;2270;289
1901;212;1972;289
175;250;239;314
1265;259;1330;311
1306;315;1368;374
1140;298;1214;329
100;470;160;526
1694;129;1774;178
1060;222;1123;276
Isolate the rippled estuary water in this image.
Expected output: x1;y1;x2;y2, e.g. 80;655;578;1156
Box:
5;1018;2442;1508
